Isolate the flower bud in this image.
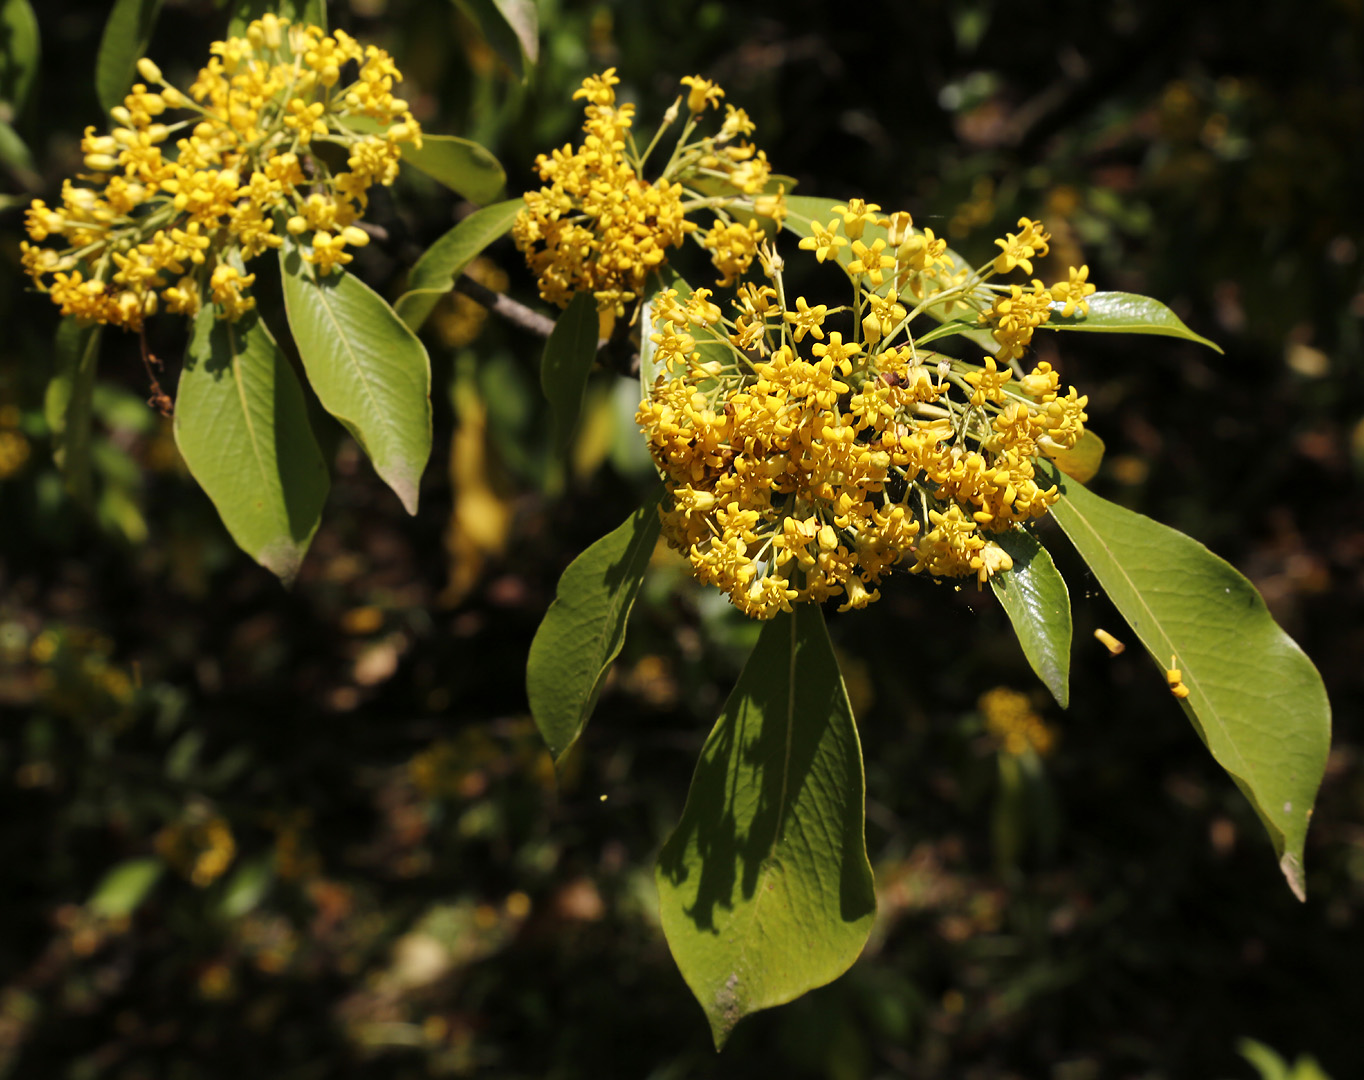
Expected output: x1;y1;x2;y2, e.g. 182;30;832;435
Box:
341;226;370;247
136;58;163;84
861;311;882;344
84;153;119;172
160;85;188;109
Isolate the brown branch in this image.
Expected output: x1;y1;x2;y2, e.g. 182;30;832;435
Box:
453;274;641;376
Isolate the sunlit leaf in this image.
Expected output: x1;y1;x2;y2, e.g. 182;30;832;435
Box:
174;307;329;585
227;0;326;36
1046;429;1104;484
95;0;165;116
46;317;102;507
527;487;663;762
990;526;1072;708
89;857;163;919
1042;462;1331;899
1043;292;1223;352
656;604;876;1047
540;290;599;456
0;0;39;113
280;237;432;515
395;198;523;332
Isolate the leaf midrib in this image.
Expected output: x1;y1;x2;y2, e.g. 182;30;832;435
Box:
303;259;392;450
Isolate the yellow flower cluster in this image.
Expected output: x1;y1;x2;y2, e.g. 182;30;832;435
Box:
980;686;1056;757
22;16;422;329
637;205;1091;619
514;70;784;313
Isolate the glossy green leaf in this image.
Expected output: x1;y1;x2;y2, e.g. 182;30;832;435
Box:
227;0;326;37
540;289;599;456
175;307;330;585
527;487;663;762
656;604;876;1047
0;0;39;113
1042;462;1330;899
89;857;163;919
989;526;1072;708
782;194;1000;354
280;237;432;515
394;197;523;332
95;0;165;116
1043;292;1223;353
457;0;538;76
46;318;102;507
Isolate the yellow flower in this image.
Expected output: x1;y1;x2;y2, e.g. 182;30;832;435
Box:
680;75;724;113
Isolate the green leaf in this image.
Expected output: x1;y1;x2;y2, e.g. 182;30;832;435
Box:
990;526;1072;708
88;857;163;919
174;307;330;585
279;236;433;515
95;0;165;117
782;194;1000;354
0;0;39;113
218;856;273;919
227;0;326;37
1046;429;1105;484
457;0;538;76
540;289;599;456
1041;462;1331;899
1043;292;1223;353
46;318;102;507
526;486;663;762
0;117;35;176
656;604;876;1048
345;116;507;205
394;197;523;332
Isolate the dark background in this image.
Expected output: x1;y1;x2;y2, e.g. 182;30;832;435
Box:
1;0;1362;1076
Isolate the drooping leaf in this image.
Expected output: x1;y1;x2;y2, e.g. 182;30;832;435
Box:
394;197;523;332
227;0;326;37
95;0;165;116
1046;429;1105;484
656;604;876;1048
1043;292;1223;353
527;487;663;762
88;857;163;919
540;289;599;456
1042;462;1331;899
989;526;1072;708
782;194;1000;354
174;307;329;585
0;0;40;113
46;317;102;507
279;238;432;515
456;0;538;76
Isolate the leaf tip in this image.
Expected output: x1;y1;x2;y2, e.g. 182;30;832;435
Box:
257;539;305;588
1280;851;1307;902
706;973;745;1050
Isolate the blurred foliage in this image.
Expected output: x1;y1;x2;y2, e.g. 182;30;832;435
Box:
1;0;1363;1076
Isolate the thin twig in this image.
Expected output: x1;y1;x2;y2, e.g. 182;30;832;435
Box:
454;274;641;375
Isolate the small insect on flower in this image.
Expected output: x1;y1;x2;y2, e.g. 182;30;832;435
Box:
1167;655;1191;699
1093;628;1125;655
